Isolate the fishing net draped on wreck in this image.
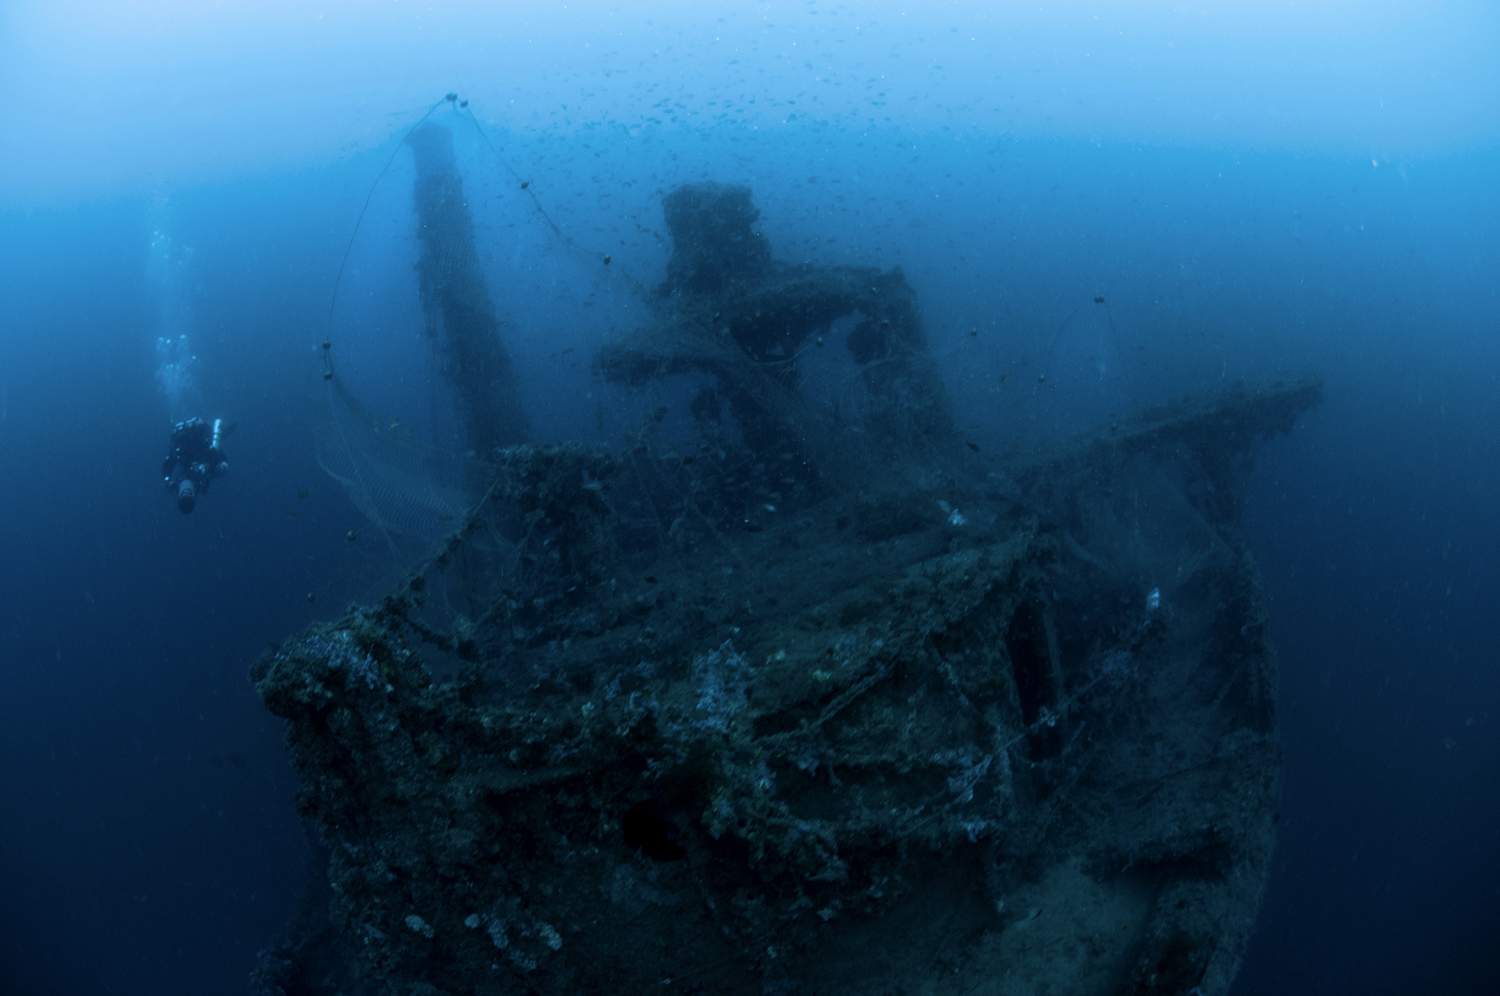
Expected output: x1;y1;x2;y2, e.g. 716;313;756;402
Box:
256;166;1319;995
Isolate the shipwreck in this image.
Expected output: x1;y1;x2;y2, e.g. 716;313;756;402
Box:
254;127;1319;995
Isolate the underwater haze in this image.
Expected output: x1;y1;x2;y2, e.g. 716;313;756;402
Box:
2;1;1498;993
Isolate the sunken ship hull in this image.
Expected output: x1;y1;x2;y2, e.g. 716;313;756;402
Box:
254;162;1314;995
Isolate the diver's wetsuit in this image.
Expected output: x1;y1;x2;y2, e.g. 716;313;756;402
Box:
162;417;228;513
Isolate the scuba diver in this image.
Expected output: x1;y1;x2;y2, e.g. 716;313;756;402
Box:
161;416;229;514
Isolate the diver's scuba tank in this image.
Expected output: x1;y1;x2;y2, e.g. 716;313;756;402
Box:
211;417;224;451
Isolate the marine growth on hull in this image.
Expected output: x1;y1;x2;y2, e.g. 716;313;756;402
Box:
254;127;1319;996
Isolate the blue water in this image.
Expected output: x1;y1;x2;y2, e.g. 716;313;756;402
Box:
3;3;1498;994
